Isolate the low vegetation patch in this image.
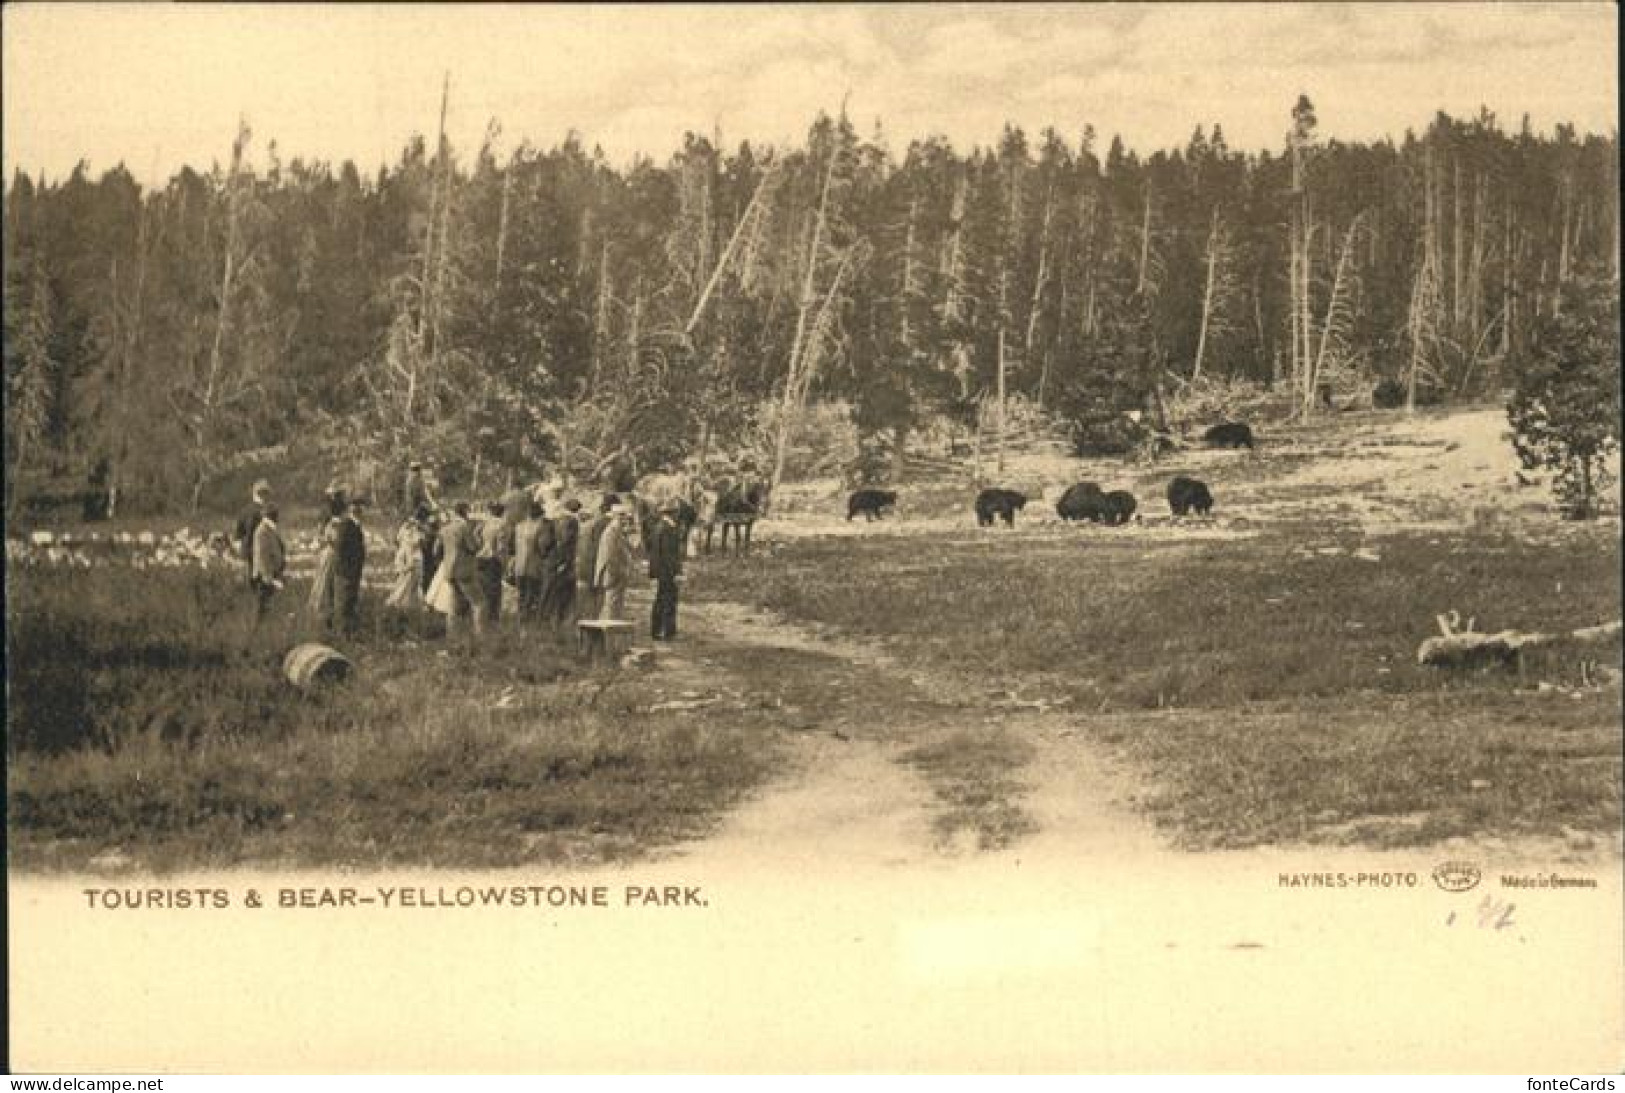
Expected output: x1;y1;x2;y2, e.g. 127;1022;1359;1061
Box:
901;730;1037;852
7;563;779;872
693;523;1621;847
1099;691;1621;849
695;526;1619;709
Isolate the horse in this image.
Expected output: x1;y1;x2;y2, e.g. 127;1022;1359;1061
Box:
701;478;766;554
630;472;701;557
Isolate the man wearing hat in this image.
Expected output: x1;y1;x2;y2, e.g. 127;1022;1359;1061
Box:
647;496;685;640
545;497;580;633
574;494;616;625
510;496;555;630
331;495;368;635
592;500;635;623
474;499;510;626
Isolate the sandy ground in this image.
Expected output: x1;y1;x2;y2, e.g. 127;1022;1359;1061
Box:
9;407;1622;1072
758;407;1621;544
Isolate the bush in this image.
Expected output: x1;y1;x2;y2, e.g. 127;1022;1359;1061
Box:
1372;377;1446;410
844;435;895;487
1068;411;1150;457
1163;375;1293;429
1507;273;1620;520
749;400;859;481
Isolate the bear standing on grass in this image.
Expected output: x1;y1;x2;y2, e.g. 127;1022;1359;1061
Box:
975;488;1028;527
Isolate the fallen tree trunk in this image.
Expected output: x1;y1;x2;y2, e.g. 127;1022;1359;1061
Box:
1417;612;1622;670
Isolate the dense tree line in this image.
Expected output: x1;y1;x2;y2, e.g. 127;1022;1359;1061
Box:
4;94;1617;512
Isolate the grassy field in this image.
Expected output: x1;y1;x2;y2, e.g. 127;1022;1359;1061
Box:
689;521;1622;848
7;563;781;872
8;405;1622;863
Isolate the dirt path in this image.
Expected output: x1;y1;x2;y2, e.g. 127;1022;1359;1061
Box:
652;592;1618;873
639;595;1167;873
598;593;1625;1071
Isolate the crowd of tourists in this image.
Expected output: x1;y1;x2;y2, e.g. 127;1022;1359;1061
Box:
233;460;690;648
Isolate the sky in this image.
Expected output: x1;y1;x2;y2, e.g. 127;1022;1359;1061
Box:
2;2;1618;184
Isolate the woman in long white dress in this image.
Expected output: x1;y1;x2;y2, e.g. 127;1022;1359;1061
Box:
384;509;429;610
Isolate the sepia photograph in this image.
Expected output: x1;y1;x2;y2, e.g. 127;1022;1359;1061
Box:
4;1;1621;1074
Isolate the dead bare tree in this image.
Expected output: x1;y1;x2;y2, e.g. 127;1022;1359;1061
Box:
177;117;264;511
1191;206;1241;381
1305;211;1371;412
1135;180;1154;298
767;132;843;511
1405;237;1444;412
1286;98;1316;415
683;157;780;337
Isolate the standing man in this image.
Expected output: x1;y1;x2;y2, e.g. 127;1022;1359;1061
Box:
573;493;616;626
307;488;346;630
648;497;685;641
510;497;553;630
332;496;368;635
594;503;635;622
474;500;510;626
547;498;580;635
250;502;287;626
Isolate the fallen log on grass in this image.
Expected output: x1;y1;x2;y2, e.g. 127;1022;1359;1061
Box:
1417;611;1622;670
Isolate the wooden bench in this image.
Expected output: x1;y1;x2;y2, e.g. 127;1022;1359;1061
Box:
577;618;635;662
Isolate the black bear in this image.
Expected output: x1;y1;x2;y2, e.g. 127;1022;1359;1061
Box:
1203;421;1255;450
1100;490;1138;526
847;488;899;521
974;488;1028;527
1166;476;1214;517
1055;481;1107;522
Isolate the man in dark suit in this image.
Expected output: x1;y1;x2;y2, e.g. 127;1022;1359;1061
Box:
546;498;579;634
332;496;368;635
510;498;554;629
647;497;685;641
474;500;510;626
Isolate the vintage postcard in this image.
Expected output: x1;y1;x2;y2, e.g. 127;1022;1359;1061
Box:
5;1;1621;1074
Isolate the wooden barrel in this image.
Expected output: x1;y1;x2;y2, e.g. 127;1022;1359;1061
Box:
283;643;353;689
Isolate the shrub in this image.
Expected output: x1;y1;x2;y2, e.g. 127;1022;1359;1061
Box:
1372;377;1446;411
1507;273;1620;519
1163;376;1292;430
1067;410;1150;457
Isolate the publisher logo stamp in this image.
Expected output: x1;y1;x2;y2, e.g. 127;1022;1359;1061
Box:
1431;861;1482;892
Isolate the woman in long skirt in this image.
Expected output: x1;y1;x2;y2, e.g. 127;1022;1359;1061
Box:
385;507;429;610
305;492;347;628
426;501;482;636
